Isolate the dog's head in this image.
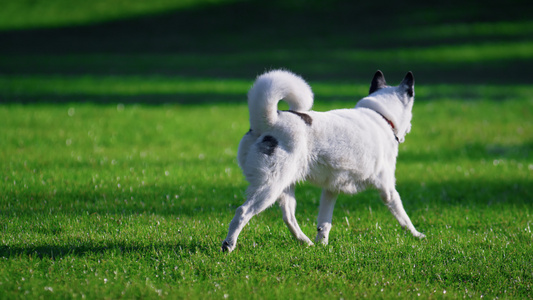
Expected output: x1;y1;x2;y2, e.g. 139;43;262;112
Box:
356;71;415;143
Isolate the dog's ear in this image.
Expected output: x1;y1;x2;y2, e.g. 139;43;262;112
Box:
400;71;415;97
369;70;387;95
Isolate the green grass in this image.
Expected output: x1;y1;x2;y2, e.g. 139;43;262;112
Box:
0;0;237;30
1;87;532;299
1;0;533;298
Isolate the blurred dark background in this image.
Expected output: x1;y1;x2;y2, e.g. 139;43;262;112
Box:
0;0;532;84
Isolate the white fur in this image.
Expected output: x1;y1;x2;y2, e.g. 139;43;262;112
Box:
222;70;425;253
247;70;314;133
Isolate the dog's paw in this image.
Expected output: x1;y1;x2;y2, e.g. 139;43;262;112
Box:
300;237;314;247
221;240;235;253
415;232;426;239
314;236;329;246
314;232;330;246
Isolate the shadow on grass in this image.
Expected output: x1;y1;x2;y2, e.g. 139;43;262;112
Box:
1;178;531;219
0;241;214;259
2;0;529;55
0;0;532;86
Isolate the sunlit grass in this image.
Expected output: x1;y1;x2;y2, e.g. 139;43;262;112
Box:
392;20;533;40
0;0;237;30
0;75;251;96
334;41;533;63
1;87;532;298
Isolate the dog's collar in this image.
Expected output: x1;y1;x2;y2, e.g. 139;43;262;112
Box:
376;112;400;143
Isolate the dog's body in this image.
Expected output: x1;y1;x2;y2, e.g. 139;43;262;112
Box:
222;70;425;252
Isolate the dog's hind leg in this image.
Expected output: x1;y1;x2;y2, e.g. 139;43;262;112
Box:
279;185;313;246
315;189;338;245
380;188;425;239
222;184;284;252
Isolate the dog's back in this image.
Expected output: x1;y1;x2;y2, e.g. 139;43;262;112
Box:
304;108;397;194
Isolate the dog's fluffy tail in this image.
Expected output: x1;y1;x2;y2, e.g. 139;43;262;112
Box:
247;70;313;132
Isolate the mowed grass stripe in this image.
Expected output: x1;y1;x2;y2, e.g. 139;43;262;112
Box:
1;75;532;102
2;40;533;71
0;0;238;30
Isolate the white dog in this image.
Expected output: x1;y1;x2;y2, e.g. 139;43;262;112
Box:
222;70;425;253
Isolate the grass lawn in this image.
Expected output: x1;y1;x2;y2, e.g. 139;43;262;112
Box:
1;0;532;299
1;85;532;299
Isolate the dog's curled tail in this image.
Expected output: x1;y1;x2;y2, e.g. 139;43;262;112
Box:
247;70;313;132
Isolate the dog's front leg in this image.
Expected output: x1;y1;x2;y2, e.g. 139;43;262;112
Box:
315;189;338;245
380;189;426;239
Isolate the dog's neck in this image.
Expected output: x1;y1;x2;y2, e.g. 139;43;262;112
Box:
375;111;400;143
356;98;405;143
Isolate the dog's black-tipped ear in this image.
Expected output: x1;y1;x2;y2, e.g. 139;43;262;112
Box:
400;71;415;97
369;70;387;95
